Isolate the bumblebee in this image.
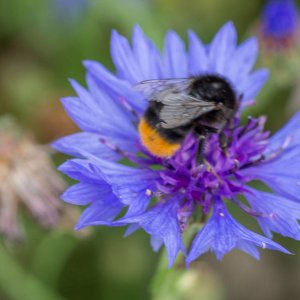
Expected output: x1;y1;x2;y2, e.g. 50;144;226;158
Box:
136;75;237;159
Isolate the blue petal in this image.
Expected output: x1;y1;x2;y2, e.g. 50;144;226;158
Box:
85;74;134;125
150;235;164;252
118;199;185;268
240;147;300;202
238;69;269;103
163;31;188;78
52;132;119;160
132;25;163;79
187;198;289;264
70;79;137;138
83;60;147;115
110;30;143;83
245;188;300;239
61;96;100;133
226;37;258;84
263;175;300;203
122;191;152;218
124;224;140;237
58;159;126;230
61;182;111;206
75;191;124;230
267;111;300;152
208;21;237;74
58;159;107;184
235;241;260;259
62;81;139;153
60;157;156;230
188;30;208;75
78;197;185;267
79;153;159;216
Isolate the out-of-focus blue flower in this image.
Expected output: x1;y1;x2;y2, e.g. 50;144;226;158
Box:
261;0;299;50
53;0;90;23
54;22;300;267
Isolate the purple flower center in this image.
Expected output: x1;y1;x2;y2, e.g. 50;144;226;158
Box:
149;115;271;230
98;78;291;235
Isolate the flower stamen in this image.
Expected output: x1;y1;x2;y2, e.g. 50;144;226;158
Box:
99;137;155;166
231;197;270;218
119;96;140;119
203;159;223;184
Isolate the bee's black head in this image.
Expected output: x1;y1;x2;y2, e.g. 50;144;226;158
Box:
190;75;236;110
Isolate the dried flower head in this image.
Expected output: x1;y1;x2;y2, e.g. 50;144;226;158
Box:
0;117;71;241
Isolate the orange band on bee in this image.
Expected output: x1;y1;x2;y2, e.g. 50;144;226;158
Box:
138;118;180;157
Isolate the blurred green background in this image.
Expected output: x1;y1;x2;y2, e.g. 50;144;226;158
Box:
1;0;300;299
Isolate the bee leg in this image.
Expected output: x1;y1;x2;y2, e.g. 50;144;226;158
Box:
194;125;205;163
194;124;220;164
201;125;219;134
194;125;213;164
219;131;230;157
215;119;229;157
196;134;206;164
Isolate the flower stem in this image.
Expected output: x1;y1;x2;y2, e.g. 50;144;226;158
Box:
150;224;226;300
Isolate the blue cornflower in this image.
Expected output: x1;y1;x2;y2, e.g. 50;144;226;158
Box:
54;22;300;267
261;0;299;50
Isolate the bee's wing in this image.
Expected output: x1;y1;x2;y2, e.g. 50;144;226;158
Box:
134;78;192;100
159;94;218;129
135;78;218;128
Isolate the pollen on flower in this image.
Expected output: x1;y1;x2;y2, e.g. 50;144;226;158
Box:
145;189;152;196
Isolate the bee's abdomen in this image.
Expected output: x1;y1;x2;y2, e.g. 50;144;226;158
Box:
139;103;193;157
138;118;181;157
